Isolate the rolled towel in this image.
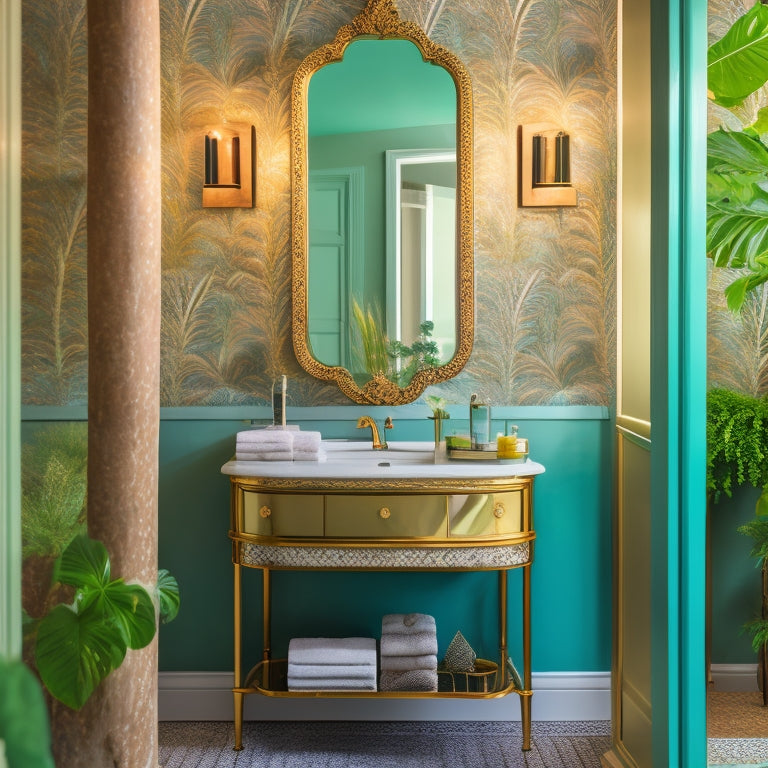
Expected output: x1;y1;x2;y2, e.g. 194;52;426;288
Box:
235;449;293;461
379;669;437;692
380;631;438;658
288;676;377;692
380;654;437;673
288;637;377;667
382;613;436;634
288;663;377;679
293;431;322;451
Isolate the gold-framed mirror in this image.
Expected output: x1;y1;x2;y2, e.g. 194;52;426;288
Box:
291;0;473;405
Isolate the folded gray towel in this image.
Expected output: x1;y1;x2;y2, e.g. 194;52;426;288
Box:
288;662;376;679
288;675;377;692
380;631;437;658
382;613;436;634
379;654;437;672
288;637;377;666
379;669;437;692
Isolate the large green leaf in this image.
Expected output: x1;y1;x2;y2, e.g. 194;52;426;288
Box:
55;533;110;591
157;568;181;624
35;603;126;710
0;657;55;768
708;0;768;108
707;127;768;177
33;534;159;709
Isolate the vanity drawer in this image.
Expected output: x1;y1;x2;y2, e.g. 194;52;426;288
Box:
448;491;526;537
242;492;324;537
325;495;448;538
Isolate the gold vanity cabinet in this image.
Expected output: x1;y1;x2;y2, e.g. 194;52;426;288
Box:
449;490;528;538
325;494;448;538
240;491;323;537
225;465;542;756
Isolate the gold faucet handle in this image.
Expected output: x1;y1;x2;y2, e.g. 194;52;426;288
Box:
384;417;393;429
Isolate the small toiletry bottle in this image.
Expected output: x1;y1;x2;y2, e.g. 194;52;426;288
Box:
272;375;287;428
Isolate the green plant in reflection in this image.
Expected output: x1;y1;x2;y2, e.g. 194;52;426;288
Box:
351;299;441;387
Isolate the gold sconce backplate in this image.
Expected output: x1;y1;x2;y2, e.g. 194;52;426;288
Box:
518;123;576;207
202;123;255;208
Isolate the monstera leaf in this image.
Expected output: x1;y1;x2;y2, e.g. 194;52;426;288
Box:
708;0;768;108
33;534;178;710
707;127;768;311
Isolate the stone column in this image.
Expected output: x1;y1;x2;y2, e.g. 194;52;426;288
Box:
50;2;162;766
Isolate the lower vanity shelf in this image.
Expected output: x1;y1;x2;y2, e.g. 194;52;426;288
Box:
222;448;545;754
240;657;512;697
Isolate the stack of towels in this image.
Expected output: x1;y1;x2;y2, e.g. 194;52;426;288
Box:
235;428;325;462
379;613;438;692
287;637;377;691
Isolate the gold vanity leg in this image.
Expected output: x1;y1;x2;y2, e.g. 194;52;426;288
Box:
262;566;271;661
521;562;532;752
498;570;508;687
233;561;243;751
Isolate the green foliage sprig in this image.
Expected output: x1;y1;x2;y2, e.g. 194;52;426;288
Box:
706;388;768;508
737;517;768;653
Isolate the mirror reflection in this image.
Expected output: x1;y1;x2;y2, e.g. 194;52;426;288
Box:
306;39;457;388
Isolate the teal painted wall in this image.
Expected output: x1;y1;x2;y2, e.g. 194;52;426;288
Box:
155;408;613;673
21;407;613;674
711;485;765;665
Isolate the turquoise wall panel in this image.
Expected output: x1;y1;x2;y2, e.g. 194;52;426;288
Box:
711;485;764;665
150;410;613;673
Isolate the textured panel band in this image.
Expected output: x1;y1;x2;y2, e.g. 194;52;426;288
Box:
240;541;530;570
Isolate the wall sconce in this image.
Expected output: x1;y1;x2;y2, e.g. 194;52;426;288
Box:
202;123;255;208
518;123;577;207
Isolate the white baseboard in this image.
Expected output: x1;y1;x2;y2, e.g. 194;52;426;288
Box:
158;671;611;722
709;663;759;692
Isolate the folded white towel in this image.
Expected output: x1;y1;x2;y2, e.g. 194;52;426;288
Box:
380;631;438;658
288;662;376;679
293;431;322;451
287;676;377;692
288;637;377;667
236;429;294;448
293;448;327;462
380;654;437;672
382;613;436;634
379;669;437;692
235;449;293;461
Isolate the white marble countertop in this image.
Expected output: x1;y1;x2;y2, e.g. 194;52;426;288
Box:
222;440;545;480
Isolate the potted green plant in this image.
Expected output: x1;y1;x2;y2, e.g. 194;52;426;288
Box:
20;425;180;711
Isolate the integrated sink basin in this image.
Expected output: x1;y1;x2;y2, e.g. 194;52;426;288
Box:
322;440;436;464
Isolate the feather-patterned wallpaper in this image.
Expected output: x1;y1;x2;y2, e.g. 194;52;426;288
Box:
22;0;617;407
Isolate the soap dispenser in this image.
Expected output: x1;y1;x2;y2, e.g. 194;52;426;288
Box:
469;393;491;449
272;375;287;428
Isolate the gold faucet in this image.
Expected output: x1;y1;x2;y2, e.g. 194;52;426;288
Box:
356;415;393;450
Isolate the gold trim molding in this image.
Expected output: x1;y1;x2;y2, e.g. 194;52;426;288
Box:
290;0;474;405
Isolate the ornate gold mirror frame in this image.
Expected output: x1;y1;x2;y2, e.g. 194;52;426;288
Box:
291;0;474;405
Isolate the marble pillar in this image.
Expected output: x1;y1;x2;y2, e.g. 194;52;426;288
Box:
50;2;162;767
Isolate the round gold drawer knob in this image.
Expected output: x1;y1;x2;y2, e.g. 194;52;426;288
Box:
259;505;272;519
493;502;505;519
379;507;391;519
